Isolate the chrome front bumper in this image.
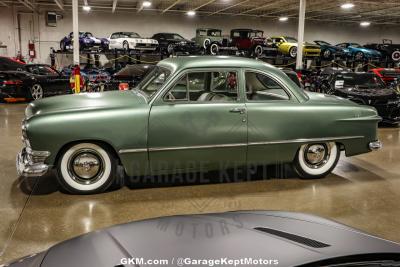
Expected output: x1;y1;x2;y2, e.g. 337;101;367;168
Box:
16;147;50;177
369;140;383;151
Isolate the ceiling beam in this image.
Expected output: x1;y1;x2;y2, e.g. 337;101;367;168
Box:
208;0;250;16
162;0;181;13
112;0;117;13
0;1;9;7
192;0;217;11
17;0;35;11
54;0;64;10
234;1;278;16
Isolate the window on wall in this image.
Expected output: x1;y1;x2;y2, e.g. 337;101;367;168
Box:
164;71;239;102
245;72;290;101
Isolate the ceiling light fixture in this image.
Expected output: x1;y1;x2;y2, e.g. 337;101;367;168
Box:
360;21;371;27
142;1;151;7
279;16;288;22
187;10;196;16
341;3;354;9
82;5;91;11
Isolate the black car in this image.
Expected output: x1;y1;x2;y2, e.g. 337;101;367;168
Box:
364;39;400;62
151;32;201;56
107;64;155;90
314;40;346;60
0;56;26;71
319;69;400;124
4;211;400;267
0;64;70;102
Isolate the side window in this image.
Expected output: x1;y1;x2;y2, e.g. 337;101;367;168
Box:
164;71;238;102
245;72;290;101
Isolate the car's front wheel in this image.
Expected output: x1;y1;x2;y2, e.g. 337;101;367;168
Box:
57;143;117;194
289;46;297;58
355;51;364;61
293;142;340;179
30;84;44;100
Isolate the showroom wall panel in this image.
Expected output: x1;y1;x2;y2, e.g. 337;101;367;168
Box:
1;7;400;63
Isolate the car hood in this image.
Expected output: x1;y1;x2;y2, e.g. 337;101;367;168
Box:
305;91;359;106
7;211;400;267
25;90;148;119
336;87;398;99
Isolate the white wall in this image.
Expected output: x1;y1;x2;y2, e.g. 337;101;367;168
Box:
0;7;399;65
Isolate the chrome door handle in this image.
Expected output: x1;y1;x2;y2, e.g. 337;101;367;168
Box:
229;107;246;114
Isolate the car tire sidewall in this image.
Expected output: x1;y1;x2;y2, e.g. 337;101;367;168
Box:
203;39;211;49
209;43;219;55
392;50;400;61
355;51;364;61
254;45;263;57
30;84;44;100
293;142;340;179
57;143;116;194
289;46;297;58
323;49;331;59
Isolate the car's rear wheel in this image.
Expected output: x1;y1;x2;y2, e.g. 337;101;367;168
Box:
30;84;43;100
293;142;340;179
209;43;219;55
203;39;211;49
355;51;364;61
289;46;297;58
322;49;332;59
57;143;117;194
254;45;263;57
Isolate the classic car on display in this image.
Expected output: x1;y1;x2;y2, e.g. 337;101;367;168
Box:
4;211;400;267
270;36;321;58
17;56;382;194
108;32;158;52
335;42;382;61
60;31;109;52
230;29;274;57
364;39;400;62
0;64;70;102
318;68;400;125
314;40;348;60
370;68;400;86
193;28;237;55
151;32;201;56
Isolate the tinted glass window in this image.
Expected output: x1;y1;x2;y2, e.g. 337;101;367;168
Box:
246;72;290;101
27;65;57;75
138;66;171;98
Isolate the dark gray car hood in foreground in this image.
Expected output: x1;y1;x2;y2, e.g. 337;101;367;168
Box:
6;211;400;267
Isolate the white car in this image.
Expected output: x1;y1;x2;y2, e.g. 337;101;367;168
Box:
108;32;158;51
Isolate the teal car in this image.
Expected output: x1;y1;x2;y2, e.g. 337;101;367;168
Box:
17;56;382;194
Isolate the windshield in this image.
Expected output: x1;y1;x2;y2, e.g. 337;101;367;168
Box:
336;73;385;89
136;66;171;99
165;34;184;40
208;30;221;37
350;43;362;48
250;31;263;37
26;65;58;76
316;40;330;46
121;32;140;38
285;37;298;43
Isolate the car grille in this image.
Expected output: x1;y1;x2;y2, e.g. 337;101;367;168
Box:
136;43;157;48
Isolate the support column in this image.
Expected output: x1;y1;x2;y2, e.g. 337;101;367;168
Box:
72;0;79;65
296;0;306;70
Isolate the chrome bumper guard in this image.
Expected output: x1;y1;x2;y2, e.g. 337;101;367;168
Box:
16;147;50;177
369;140;382;151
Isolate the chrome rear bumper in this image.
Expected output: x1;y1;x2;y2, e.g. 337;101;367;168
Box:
16;147;50;177
369;140;382;151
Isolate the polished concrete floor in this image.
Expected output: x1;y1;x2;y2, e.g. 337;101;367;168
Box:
1;103;400;264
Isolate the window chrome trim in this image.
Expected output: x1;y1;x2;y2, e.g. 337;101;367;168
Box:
118;136;364;154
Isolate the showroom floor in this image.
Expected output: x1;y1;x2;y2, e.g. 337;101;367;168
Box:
1;103;400;264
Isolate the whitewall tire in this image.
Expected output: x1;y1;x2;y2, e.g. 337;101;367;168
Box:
209;43;219;55
293;142;340;179
57;143;117;194
203;39;211;49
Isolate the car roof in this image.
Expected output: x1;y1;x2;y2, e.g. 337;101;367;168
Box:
197;28;221;31
38;211;400;267
231;28;263;32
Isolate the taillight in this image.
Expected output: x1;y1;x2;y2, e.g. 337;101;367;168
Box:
3;80;23;85
296;72;302;82
119;83;129;91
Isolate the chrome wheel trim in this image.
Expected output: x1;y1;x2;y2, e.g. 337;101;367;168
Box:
210;43;219;55
203;39;210;49
254;45;263;57
167;44;174;54
31;84;43;100
290;47;297;58
303;143;331;169
323;50;331;58
355;52;364;60
67;148;105;185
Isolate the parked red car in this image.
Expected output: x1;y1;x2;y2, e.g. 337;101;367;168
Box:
370;68;400;85
230;29;268;57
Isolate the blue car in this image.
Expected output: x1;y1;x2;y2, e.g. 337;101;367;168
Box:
314;40;348;60
336;42;382;61
60;31;109;52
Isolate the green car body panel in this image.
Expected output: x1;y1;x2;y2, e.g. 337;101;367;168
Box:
23;56;380;177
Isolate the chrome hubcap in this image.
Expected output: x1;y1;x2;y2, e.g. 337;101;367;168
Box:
211;45;218;55
31;85;43;99
68;149;104;185
303;143;331;169
324;50;331;58
290;47;297;57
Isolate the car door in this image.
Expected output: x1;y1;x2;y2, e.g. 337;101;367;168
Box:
148;68;247;175
244;69;304;166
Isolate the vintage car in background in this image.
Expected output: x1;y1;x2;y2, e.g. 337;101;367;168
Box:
0;64;70;102
17;56;381;194
108;32;158;52
364;39;400;62
314;40;348;60
193;28;237;55
60;31;109;52
230;29;273;57
107;64;156;91
336;42;382;61
4;211;400;266
370;68;400;86
318;68;400;125
270;36;321;58
151;32;201;56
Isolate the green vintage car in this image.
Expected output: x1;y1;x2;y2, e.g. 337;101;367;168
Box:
17;56;382;194
193;28;237;55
